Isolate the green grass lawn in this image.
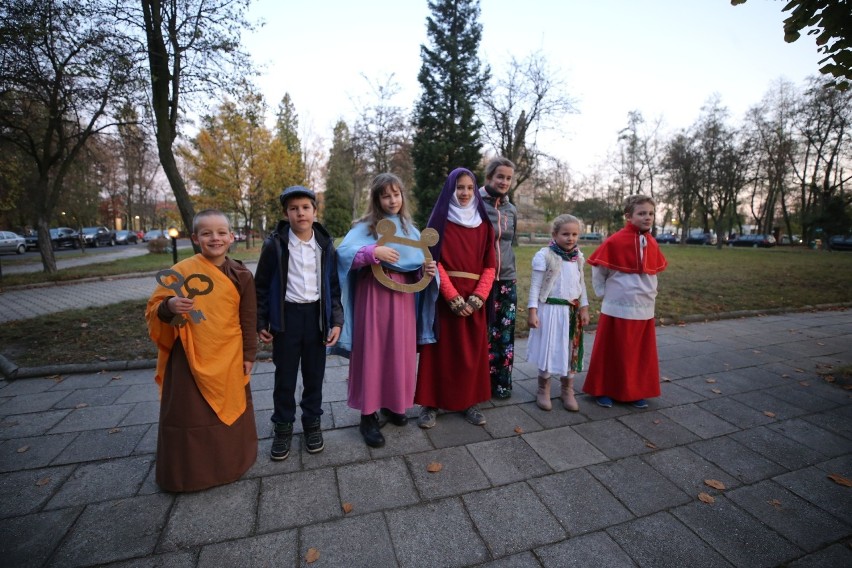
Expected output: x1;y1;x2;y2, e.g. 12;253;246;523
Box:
0;244;850;367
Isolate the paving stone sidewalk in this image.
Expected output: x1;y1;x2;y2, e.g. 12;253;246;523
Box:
0;310;850;567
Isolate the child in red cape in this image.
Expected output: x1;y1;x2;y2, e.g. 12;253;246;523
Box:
582;195;667;409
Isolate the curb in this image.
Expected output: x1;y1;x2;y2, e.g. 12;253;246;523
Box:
2;303;849;381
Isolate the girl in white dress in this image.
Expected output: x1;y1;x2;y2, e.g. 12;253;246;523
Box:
526;214;590;411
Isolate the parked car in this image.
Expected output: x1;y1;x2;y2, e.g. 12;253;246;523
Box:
80;226;114;247
113;229;138;245
729;234;776;248
143;229;165;242
49;227;80;249
579;232;603;241
685;231;717;245
828;235;852;251
24;230;39;250
0;231;27;254
655;232;678;244
779;234;802;246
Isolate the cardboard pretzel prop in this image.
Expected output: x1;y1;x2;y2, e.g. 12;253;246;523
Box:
371;218;439;293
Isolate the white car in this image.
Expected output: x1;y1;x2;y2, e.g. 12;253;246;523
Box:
0;231;27;254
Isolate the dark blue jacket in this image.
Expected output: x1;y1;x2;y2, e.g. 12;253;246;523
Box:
255;221;344;338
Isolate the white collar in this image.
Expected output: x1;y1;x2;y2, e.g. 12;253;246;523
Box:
447;193;482;228
288;228;316;248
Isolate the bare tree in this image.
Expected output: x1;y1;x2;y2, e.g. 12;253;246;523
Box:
480;51;576;199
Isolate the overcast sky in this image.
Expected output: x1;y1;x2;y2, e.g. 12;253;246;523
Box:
241;0;824;178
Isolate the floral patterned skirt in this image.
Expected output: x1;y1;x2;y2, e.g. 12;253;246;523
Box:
488;280;516;398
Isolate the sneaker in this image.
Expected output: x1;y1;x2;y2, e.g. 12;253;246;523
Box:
270;422;293;461
464;406;486;426
596;396;614;408
418;406;437;429
302;417;324;454
631;399;649;409
492;385;512;400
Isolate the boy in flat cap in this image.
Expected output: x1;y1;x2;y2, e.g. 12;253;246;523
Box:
256;186;344;461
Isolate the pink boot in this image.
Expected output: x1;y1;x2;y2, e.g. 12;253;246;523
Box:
561;376;579;411
536;375;552;411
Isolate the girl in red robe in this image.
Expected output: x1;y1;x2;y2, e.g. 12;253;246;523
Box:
415;168;496;429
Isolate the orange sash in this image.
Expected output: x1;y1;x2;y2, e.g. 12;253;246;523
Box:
146;254;248;425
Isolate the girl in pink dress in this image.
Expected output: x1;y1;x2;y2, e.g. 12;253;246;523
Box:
336;173;437;447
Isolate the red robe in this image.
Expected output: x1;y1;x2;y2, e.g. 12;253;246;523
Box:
415;222;496;411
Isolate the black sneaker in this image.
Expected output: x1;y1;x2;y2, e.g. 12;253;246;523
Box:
302;417;324;454
270;422;293;461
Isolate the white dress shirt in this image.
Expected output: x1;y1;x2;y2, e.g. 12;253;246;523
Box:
285;229;320;303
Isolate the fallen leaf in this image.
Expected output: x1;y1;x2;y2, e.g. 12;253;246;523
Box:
17;445;29;453
752;350;761;354
342;503;353;514
108;428;121;434
513;426;524;434
828;473;852;487
781;374;790;378
799;381;810;387
817;342;825;346
111;375;122;381
794;368;804;373
824;375;836;383
97;356;107;361
661;376;672;382
426;462;443;473
711;388;722;394
75;403;88;409
706;378;717;384
698;492;715;504
652;419;661;425
764;411;776;418
704;479;726;490
767;499;782;509
305;547;320;563
644;440;657;450
35;477;51;487
80;322;88;328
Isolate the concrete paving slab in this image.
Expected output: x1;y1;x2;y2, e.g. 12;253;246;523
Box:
658;403;739;438
257;468;340;532
131;424;158;455
119;400;160;426
518;401;588;429
98;550;197;567
385;497;490;567
572;418;654;460
726;479;850;552
197;530;298;568
47;404;133;434
476;551;542;568
336;456;419;514
672;496;803;567
368;421;434;459
298;512;397;567
656;380;710;406
642;446;741;494
0;464;76;518
463;482;566;558
52;424;149;464
696;397;777;429
523;425;608;471
0;432;78;472
49;373;118;391
786;544;852;568
0;507;82;568
405;446;491;500
424;411;493;449
481;404;544;438
468;436;552;485
618;410;701;449
0;409;71;439
44;455;153;509
158;479;258;551
730;426;827;470
536;531;636;568
51;494;172;567
53;386;129;409
0;377;59;396
0;391;71;415
689;437;787;484
767;417;851;458
802;407;852;441
587;456;691;517
606;511;733;568
774;465;852;525
529;468;633;536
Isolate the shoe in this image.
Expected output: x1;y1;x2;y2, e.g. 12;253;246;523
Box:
492;385;512;400
418;406;437;429
270;422;293;461
631;399;649;409
535;376;552;411
381;408;408;426
560;377;579;412
596;396;614;408
302;417;324;454
359;413;385;448
464;406;486;426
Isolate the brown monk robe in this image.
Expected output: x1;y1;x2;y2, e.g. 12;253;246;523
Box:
146;254;258;492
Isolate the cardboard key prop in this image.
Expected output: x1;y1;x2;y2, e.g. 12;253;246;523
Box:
371;218;439;293
155;269;214;326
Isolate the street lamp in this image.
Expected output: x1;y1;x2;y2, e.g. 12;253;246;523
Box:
168;226;179;265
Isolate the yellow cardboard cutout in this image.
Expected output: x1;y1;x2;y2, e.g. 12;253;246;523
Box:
371;218;439;293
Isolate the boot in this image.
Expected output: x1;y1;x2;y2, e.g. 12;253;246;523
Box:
359;413;385;448
536;376;552;411
561;376;579;412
